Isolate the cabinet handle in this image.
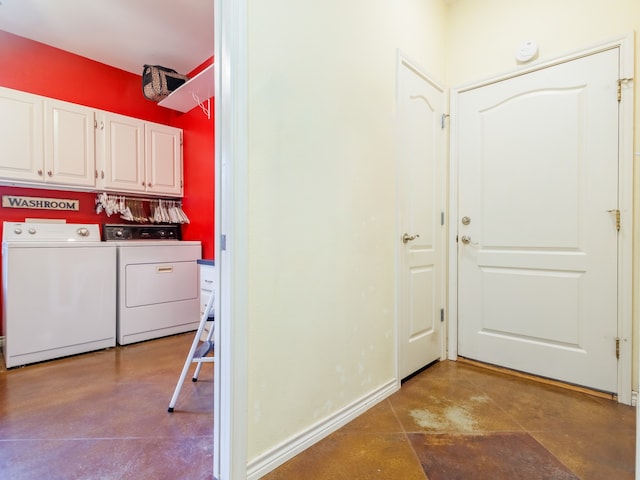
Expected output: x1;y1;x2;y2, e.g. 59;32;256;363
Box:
95;170;98;179
101;170;104;179
47;171;52;177
37;169;43;176
148;183;152;188
141;181;146;187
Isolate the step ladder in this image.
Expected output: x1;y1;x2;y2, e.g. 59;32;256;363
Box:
168;288;215;412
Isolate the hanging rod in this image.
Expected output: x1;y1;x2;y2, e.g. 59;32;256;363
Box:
95;193;183;205
95;192;190;223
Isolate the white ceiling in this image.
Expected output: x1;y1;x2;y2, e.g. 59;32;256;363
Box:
0;0;214;75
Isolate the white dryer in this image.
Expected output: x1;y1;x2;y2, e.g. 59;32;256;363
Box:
103;224;201;345
2;222;116;368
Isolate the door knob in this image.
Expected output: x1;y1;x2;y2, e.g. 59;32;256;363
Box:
402;233;420;244
460;235;471;244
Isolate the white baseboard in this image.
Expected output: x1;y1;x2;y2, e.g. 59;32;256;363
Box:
246;379;399;480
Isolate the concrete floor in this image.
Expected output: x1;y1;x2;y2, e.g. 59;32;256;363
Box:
1;333;214;480
266;360;635;479
1;333;635;479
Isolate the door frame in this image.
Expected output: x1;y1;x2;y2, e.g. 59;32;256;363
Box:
395;51;448;379
214;0;249;478
447;33;635;404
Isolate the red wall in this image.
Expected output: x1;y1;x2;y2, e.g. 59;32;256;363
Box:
0;31;174;121
175;58;215;257
0;31;215;336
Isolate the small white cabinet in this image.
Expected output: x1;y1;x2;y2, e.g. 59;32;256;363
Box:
97;112;183;197
98;111;145;192
199;261;216;318
145;122;183;196
198;261;216;341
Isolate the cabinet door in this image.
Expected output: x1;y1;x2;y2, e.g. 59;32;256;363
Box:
44;99;96;187
0;87;44;182
99;112;146;193
145;122;183;196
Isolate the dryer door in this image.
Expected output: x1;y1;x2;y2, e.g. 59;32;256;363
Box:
125;261;198;307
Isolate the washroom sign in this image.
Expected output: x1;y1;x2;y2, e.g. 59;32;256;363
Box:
2;195;79;211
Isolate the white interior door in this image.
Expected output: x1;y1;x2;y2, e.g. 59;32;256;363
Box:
456;48;620;393
397;56;446;379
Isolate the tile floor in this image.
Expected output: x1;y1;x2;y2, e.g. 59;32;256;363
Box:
1;333;636;479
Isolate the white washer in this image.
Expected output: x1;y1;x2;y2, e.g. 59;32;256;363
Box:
2;222;116;368
103;225;201;345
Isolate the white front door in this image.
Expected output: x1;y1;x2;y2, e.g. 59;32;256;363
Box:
397;56;446;379
456;48;620;393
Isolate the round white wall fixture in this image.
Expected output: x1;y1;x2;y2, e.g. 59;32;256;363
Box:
515;41;538;63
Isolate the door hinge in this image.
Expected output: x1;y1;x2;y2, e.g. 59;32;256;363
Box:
616;337;620;360
440;308;445;322
617;78;633;102
607;209;620;231
441;211;445;226
441;113;449;130
220;234;227;251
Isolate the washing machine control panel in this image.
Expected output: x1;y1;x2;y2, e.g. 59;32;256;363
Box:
2;222;101;242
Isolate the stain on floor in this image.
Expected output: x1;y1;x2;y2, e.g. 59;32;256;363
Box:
408;392;492;432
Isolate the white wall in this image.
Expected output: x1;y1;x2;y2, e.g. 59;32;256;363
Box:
446;0;639;392
238;0;637;476
245;0;447;471
446;0;639;86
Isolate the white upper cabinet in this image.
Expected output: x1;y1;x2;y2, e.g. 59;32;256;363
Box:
44;99;96;187
0;88;96;187
0;86;183;197
97;113;183;197
98;111;146;193
0;87;44;182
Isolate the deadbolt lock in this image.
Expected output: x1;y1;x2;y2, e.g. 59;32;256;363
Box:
461;216;471;225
